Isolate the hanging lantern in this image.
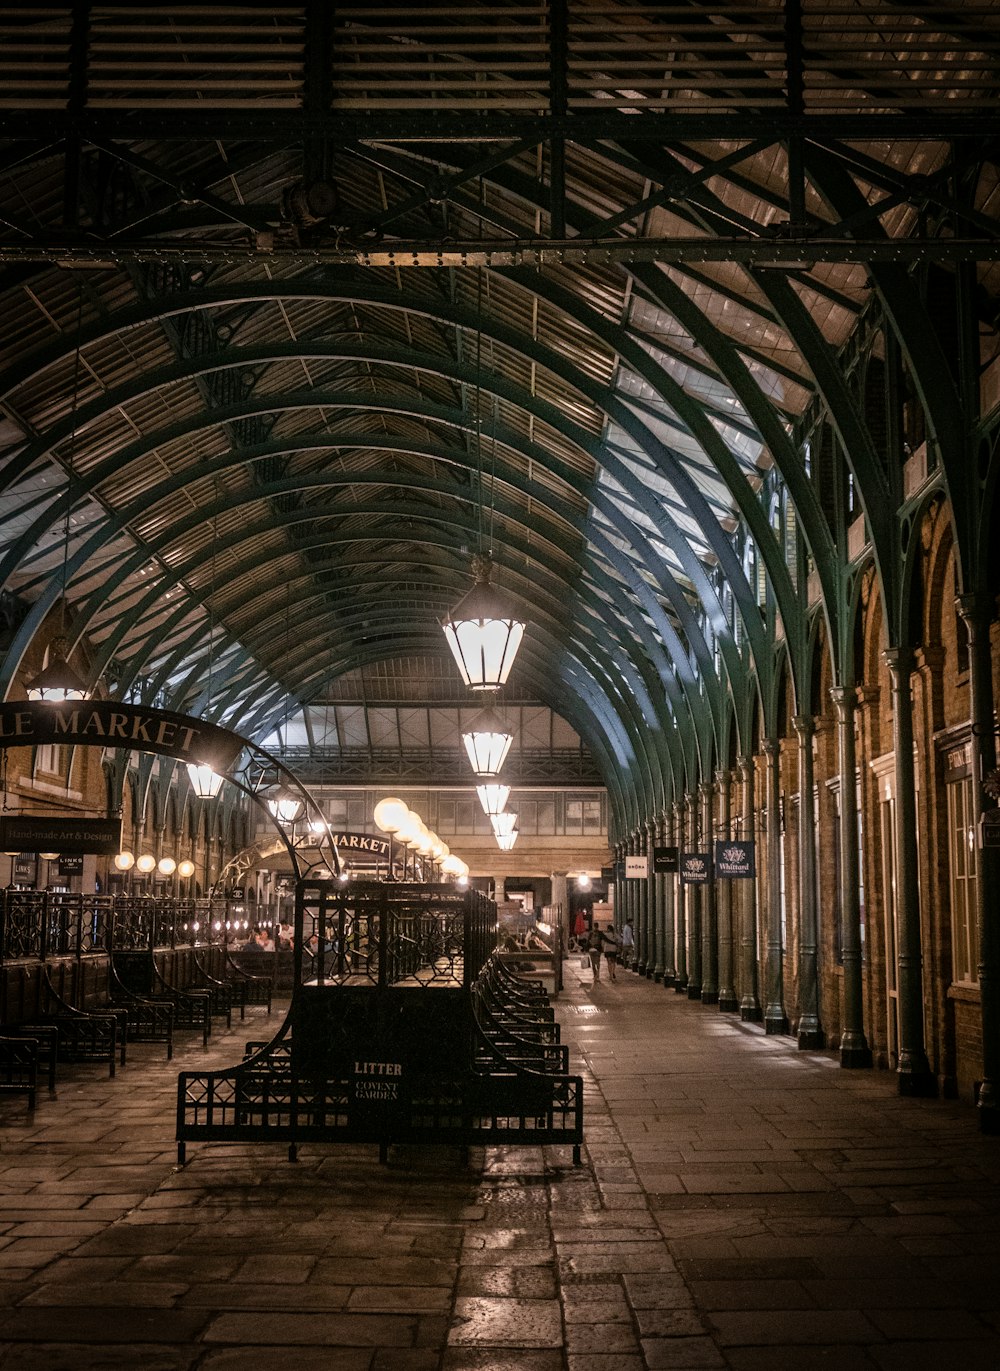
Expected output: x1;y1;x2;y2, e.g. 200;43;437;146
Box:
495;830;518;851
442;554;525;690
476;783;510;816
461;704;513;778
490;811;517;838
266;787;304;824
187;762;223;799
26;636;89;703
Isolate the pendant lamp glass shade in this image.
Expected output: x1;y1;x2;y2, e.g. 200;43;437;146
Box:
267;788;304;825
26;636;89;702
461;704;513;778
476;783;510;816
442;554;524;691
187;762;223;799
496;830;518;851
490;811;517;838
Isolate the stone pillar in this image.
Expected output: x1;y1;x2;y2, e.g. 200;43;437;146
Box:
763;737;789;1033
700;779;719;1004
957;593;1000;1133
830;686;873;1067
673;799;688;992
884;646;937;1096
686;790;702;999
738;754;762;1020
793;714;824;1049
717;768;738;1011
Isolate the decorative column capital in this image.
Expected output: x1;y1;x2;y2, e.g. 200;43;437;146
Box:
715;766;731;788
699;779;715;800
762;736;780;759
882;644;915;679
955;590;993;636
737;753;754;781
829;684;856;721
792;713;815;742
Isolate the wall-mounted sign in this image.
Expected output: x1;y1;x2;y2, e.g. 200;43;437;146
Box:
58;853;85;876
0;700;244;772
679;852;712;884
625;855;648;879
0;815;122;855
715;839;756;878
979;811;1000;849
12;852;36;885
600;866;615;884
653;845;679;874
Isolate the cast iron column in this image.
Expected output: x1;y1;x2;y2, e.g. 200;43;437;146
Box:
662;808;676;986
957;593;1000;1132
793;714;824;1049
763;737;789;1033
634;829;647;975
647;817;660;978
884;647;936;1096
831;686;873;1067
738;754;762;1020
700;779;719;1004
673;799;688;992
686;790;702;999
717;767;738;1011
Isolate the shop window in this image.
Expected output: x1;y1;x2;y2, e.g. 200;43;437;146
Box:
946;773;980;986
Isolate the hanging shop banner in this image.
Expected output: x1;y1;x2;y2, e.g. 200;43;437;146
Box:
652;845;679;874
714;839;756;878
331;831;390;860
600;866;615;884
0;815;122;855
0;700;244;773
625;855;648;879
679;852;712;884
58;853;85;876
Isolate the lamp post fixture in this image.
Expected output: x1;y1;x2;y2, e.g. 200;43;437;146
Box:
187;762;223;799
476;783;510;816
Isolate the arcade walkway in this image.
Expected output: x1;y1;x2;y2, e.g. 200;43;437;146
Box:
1;966;999;1371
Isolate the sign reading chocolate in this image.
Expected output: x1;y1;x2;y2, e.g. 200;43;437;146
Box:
0;701;244;773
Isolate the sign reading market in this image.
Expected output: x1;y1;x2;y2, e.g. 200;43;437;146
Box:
0;701;244;773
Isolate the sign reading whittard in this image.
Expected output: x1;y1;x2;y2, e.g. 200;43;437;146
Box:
714;839;756;878
679;851;712;884
0;701;244;773
0;815;122;855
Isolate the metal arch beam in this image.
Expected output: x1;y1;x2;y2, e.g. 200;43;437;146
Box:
1;293;750;677
5;367;718;751
72;498;687;804
94;506;689;806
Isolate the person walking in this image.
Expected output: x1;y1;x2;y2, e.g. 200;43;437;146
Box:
586;922;603;981
601;923;621;981
620;919;634;970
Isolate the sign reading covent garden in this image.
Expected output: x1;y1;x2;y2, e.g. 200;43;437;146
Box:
0;701;245;773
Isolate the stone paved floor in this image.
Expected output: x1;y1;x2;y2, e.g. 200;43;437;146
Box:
1;964;999;1371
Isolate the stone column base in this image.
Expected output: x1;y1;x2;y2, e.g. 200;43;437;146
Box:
718;993;738;1013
